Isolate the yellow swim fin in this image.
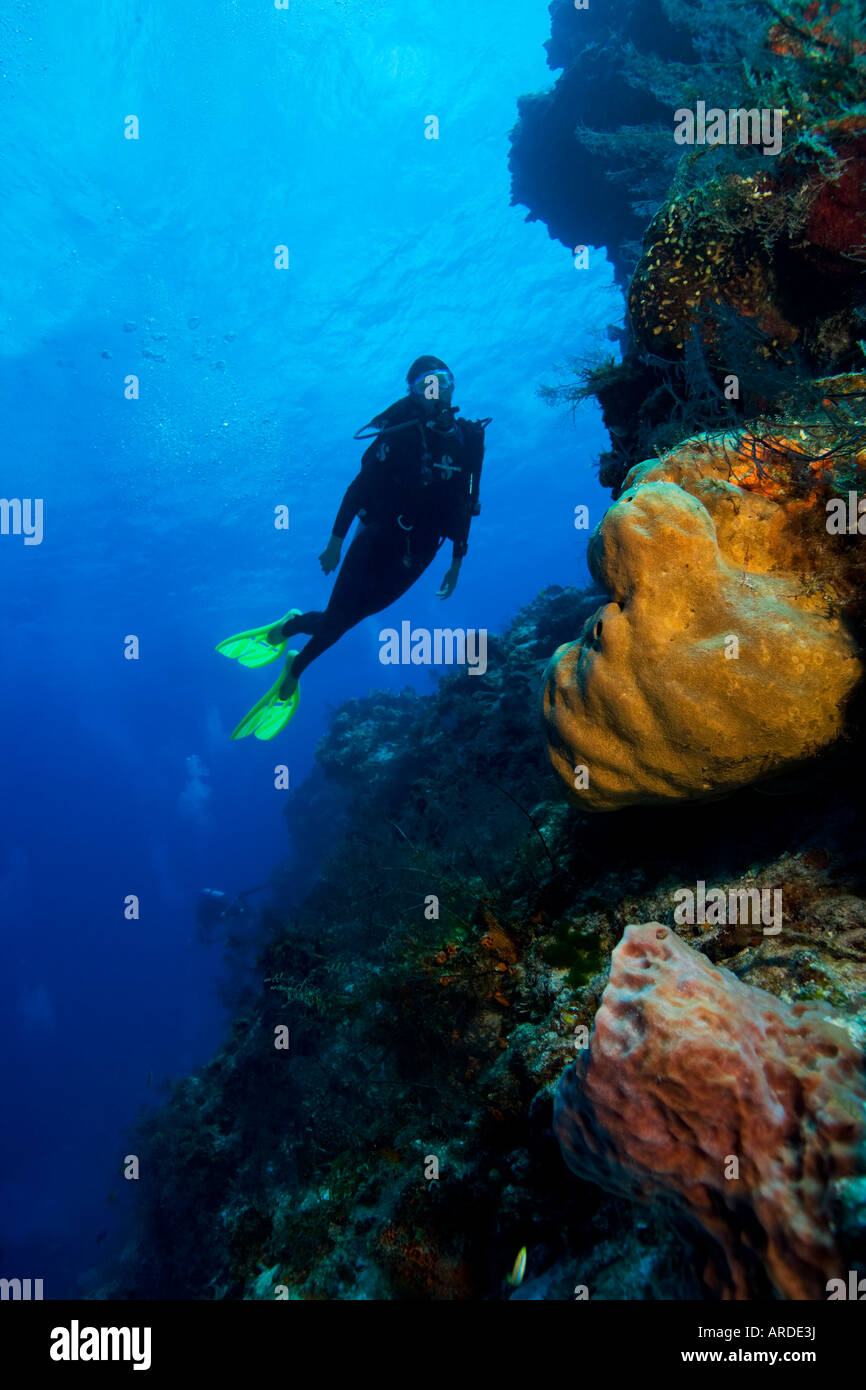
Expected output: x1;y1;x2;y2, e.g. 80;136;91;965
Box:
230;653;300;740
216;610;301;669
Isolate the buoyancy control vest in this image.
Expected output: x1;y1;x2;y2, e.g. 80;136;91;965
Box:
353;397;489;548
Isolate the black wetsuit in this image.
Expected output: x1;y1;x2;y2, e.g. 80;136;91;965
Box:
285;398;485;676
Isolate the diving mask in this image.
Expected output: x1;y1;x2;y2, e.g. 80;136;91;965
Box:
410;368;455;401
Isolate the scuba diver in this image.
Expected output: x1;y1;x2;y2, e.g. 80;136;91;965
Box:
195;888;252;942
217;356;490;740
195;881;270;942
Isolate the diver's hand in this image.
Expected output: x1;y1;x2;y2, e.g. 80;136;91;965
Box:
437;562;460;599
319;535;342;574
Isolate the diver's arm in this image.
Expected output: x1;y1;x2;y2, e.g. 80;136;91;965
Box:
437;487;473;598
319;533;343;574
320;470;369;572
437;422;484;597
437;546;462;599
331;473;367;543
447;429;482;563
323;439;389;571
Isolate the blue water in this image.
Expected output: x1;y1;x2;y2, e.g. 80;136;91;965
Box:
0;0;616;1295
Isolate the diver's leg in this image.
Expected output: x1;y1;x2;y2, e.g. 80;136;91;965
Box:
288;529;380;676
259;611;324;648
290;526;439;678
277;611;325;638
288;624;346;678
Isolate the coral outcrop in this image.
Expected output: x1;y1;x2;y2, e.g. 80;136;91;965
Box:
508;0;693;286
554;923;866;1300
543;395;865;811
528;1;866;492
627;126;866;361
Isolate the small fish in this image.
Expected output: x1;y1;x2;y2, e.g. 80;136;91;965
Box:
506;1246;527;1288
95;1231;106;1245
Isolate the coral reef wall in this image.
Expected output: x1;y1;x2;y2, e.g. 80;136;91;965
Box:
530;0;866;810
529;1;866;1305
107;586;866;1302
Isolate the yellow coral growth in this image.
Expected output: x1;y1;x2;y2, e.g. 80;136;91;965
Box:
543;398;864;811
